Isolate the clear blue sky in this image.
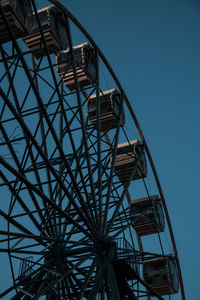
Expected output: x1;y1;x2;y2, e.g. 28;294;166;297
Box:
64;0;200;299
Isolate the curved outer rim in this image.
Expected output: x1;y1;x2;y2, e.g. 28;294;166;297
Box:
49;1;185;299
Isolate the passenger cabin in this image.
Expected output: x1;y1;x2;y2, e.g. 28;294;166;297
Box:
114;140;147;182
56;42;96;91
23;5;68;58
130;195;165;236
87;88;125;131
143;256;179;296
0;0;32;44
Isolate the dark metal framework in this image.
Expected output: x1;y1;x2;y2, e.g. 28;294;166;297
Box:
0;1;185;299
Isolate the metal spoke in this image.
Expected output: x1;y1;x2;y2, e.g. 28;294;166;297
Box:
77;258;96;300
65;17;99;227
106;144;146;235
0;155;93;240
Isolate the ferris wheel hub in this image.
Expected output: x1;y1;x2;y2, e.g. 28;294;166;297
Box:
95;235;116;258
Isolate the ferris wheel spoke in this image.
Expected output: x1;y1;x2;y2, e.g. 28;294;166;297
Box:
106;144;146;235
51;97;97;230
0;231;55;244
0;156;94;240
8;251;94;298
64;219;87;243
0;49;54;231
19;269;47;299
0;22;95;234
0;170;46;235
60;90;95;146
30;61;60;93
0;209;47;247
93;50;103;229
82;110;123;234
77;258;96;300
76;145;110;188
0;90;96;237
23;102;62;199
30;57;55;206
111;221;132;242
0;53;18;85
0;48;25;114
0;248;42;255
106;190;134;243
0;153;47;233
26;8;68;210
30;0;94;212
106;263;121;300
20;150;54;237
1;59;20;104
102;117;123;232
32;122;96;234
80;128;112;194
66;276;78;298
88;245;116;300
64;19;100;229
23;96;60;164
35;252;94;298
30;57;63;237
69;268;85;294
4;140;48;229
0;284;17;299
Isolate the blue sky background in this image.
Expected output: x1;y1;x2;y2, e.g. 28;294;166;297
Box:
64;0;200;298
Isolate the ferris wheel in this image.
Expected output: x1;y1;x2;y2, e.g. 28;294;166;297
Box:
0;0;185;299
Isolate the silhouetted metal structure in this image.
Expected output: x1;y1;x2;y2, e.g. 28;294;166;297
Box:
0;0;185;299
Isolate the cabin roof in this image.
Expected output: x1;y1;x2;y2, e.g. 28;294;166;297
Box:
88;88;118;100
130;195;160;204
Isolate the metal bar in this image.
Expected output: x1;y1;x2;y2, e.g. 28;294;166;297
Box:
106;144;146;235
102;97;124;233
107;263;121;300
57;100;96;232
0;87;94;238
0;249;42;255
36;252;93;298
0;209;46;245
0;154;92;240
0;7;95;238
88;247;115;300
30;53;56;236
77;258;96;300
0;231;55;242
0;45;46;230
131;271;165;300
94;49;103;229
0;169;44;236
64;16;99;228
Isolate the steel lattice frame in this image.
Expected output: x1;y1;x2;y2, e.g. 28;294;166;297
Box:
0;0;185;299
